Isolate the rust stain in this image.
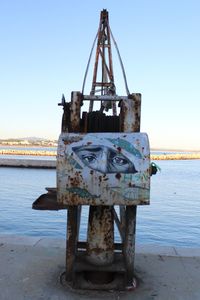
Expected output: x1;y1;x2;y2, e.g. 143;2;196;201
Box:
115;173;121;180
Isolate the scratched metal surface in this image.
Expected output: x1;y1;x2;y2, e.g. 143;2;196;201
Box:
57;132;150;205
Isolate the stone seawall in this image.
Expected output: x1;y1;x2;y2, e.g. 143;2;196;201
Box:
151;153;200;160
1;149;200;161
0;158;56;168
0;149;56;156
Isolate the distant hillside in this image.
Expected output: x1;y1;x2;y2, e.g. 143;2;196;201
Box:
0;137;57;146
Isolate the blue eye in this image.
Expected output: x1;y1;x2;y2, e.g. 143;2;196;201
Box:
82;154;96;163
112;156;128;166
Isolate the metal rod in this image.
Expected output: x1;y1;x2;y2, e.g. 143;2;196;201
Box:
82;33;98;95
112;207;125;242
109;26;130;96
119;205;126;240
83;95;128;101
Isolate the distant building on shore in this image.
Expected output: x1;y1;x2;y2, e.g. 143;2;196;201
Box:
0;138;58;147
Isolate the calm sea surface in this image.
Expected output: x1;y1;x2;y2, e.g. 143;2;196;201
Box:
0;159;199;247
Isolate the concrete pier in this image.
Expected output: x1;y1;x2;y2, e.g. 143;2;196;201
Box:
0;235;199;299
0;158;56;168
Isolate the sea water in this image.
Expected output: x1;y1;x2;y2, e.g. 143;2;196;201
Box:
0;159;199;247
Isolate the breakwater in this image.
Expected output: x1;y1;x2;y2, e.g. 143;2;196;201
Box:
151;153;200;160
0;158;56;168
0;149;200;160
0;149;56;156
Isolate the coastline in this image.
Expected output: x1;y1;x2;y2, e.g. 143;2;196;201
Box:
151;153;200;160
1;149;200;160
0;158;56;168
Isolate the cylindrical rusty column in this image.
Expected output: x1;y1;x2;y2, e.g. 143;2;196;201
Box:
86;206;114;266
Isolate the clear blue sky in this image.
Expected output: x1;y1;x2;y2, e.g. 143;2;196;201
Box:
0;0;199;150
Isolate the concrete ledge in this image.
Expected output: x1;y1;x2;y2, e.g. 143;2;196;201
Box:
0;235;200;299
1;235;200;257
0;158;56;168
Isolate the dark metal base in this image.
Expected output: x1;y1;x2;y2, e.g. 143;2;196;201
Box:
60;271;138;291
62;251;137;291
60;271;126;291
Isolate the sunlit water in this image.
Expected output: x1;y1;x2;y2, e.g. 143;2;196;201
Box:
0;159;199;247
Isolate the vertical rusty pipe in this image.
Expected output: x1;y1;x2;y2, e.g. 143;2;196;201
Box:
86;206;114;266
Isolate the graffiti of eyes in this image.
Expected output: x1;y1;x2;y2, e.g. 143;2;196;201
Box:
112;156;129;166
81;154;97;164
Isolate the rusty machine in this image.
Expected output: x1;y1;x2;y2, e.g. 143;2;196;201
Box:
33;9;156;290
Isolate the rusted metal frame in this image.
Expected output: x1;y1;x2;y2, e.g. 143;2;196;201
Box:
70;92;81;132
122;93;140;285
66;206;79;281
91;46;100;94
65;206;81;282
120;94;141;133
81;111;88;133
92;82;113;87
61;102;71;132
90;9;115;113
112;206;125;242
58;94;71;132
130;93;141;132
99;21;117;115
83;95;128;101
89;13;103;112
119;205;126;237
89;47;100;112
101;11;116;115
98;47;112;81
106;16;115;95
101;22;106;95
76;205;82;242
123;206;137;285
65;93;82;282
112;100;117;116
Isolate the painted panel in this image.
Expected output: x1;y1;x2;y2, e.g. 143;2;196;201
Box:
57;132;150;205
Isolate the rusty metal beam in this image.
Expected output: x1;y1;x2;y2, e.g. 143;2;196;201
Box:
120;205;126;240
123;206;137;285
83;95;128;101
70;92;81;132
112;207;125;242
89;9;116;113
66;206;80;281
120;93;141;133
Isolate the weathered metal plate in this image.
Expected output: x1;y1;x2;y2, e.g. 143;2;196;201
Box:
57;132;150;205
